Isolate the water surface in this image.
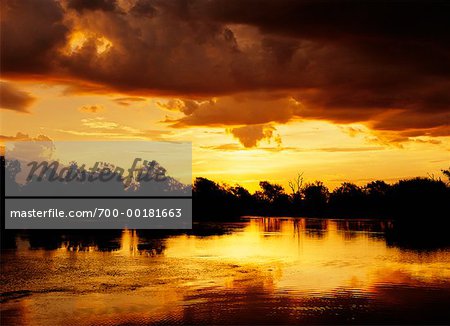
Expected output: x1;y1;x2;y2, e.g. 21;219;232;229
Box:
1;218;450;325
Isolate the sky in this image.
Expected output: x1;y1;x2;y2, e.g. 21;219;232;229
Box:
0;0;449;191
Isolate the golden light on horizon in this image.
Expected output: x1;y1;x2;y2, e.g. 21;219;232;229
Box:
1;79;448;192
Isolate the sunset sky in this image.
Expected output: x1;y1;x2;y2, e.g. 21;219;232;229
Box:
1;0;449;191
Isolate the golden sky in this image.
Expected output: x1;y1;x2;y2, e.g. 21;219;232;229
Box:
1;0;449;191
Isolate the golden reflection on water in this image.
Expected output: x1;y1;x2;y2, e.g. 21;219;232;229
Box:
1;218;450;325
120;229;140;254
165;219;449;291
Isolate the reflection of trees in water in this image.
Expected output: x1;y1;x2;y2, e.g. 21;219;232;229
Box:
22;230;123;251
385;220;450;251
1;218;448;254
0;223;245;255
336;220;394;241
0;231;17;249
261;217;282;233
251;218;448;251
258;218;327;238
0;230;162;254
304;219;328;239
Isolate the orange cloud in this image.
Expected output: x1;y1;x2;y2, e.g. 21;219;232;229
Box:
56;117;173;140
163;95;300;127
0;132;53;155
230;124;282;148
113;97;146;106
0;82;36;112
78;104;104;113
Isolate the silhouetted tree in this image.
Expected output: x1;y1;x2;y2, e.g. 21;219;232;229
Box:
255;181;290;215
257;181;285;203
442;167;450;185
288;173;304;215
390;177;448;219
228;185;256;215
302;181;329;216
192;178;239;219
329;182;366;217
364;180;392;216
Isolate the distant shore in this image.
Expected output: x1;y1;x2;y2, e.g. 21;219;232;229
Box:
192;173;449;221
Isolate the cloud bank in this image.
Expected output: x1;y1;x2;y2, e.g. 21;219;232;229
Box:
1;0;449;137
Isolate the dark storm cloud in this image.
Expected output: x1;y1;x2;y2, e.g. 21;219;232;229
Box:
130;0;157;17
67;0;118;12
203;1;450;41
0;0;68;73
0;0;449;135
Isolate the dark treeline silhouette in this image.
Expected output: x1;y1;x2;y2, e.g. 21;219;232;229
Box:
1;155;448;222
193;169;450;221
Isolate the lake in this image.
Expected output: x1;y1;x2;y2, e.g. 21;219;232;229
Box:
1;218;450;325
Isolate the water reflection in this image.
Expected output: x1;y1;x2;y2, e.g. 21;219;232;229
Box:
1;218;450;325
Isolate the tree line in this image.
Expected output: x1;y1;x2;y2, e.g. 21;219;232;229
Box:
193;169;450;220
1;155;448;221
